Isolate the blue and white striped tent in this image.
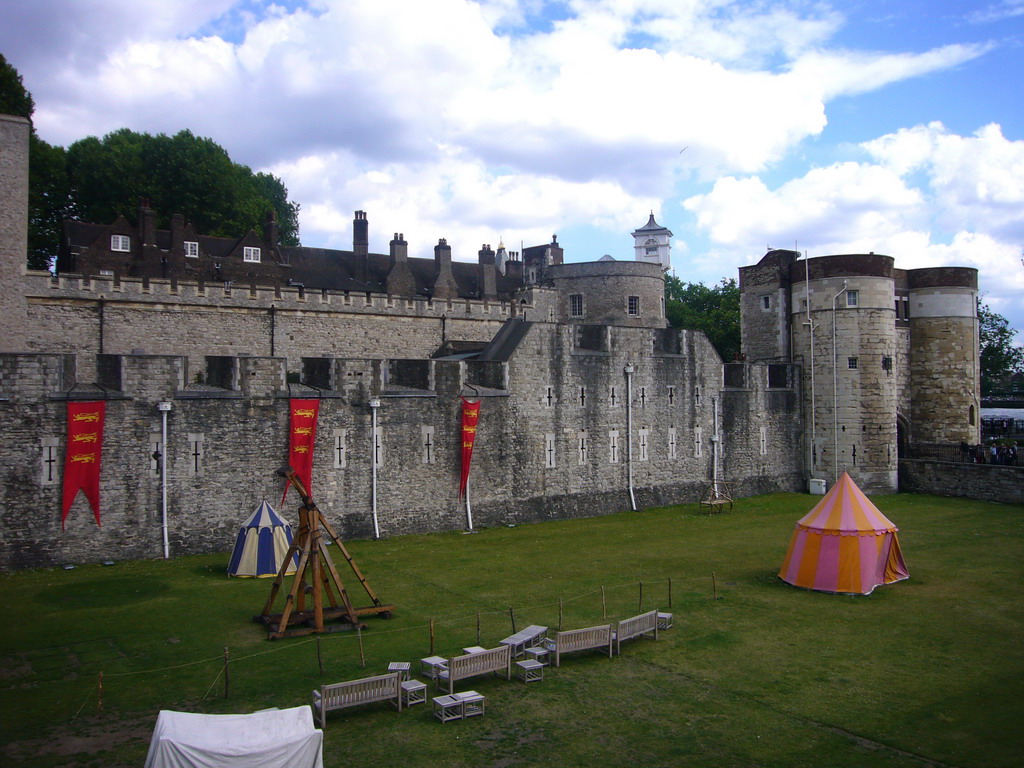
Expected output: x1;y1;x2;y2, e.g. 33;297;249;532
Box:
227;501;298;578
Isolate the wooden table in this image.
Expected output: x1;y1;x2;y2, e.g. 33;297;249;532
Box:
499;624;548;657
432;690;485;722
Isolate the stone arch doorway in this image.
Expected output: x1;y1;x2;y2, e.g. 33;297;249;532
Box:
896;413;910;458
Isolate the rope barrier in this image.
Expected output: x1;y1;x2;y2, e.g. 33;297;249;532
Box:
8;573;721;690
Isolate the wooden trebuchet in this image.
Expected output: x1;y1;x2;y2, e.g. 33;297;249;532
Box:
256;467;395;639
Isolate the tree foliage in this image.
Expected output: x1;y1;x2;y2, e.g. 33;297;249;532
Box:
66;128;300;246
1;53;73;270
979;300;1024;396
665;276;741;362
1;54;300;268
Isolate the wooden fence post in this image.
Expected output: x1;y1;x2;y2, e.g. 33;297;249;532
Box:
558;597;563;631
223;647;230;699
357;626;366;668
668;577;673;608
316;636;324;676
601;586;607;620
429;618;435;654
509;606;517;634
638;580;643;612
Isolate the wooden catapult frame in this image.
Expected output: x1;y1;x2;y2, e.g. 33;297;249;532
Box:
257;467;394;639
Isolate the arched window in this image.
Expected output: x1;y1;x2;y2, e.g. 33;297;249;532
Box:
969;404;976;426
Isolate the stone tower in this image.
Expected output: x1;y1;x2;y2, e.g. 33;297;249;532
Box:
905;267;980;445
632;213;672;271
739;249;980;494
0;114;30;350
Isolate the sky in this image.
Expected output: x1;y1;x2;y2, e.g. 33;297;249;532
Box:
2;0;1023;332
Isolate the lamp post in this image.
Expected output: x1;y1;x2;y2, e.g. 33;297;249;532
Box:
156;401;173;559
368;396;381;539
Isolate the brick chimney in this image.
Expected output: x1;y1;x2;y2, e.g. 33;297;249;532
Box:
386;232;416;296
353;210;368;256
352;210;369;285
170;214;184;252
263;210;279;249
138;197;157;247
431;238;459;300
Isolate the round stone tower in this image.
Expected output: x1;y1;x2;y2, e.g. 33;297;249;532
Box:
789;254;900;493
905;267;979;444
0;114;31;351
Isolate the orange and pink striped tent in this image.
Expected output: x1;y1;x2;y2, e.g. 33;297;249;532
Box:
779;472;909;595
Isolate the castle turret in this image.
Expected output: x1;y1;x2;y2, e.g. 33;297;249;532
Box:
0;114;30;350
906;267;979;444
632;213;672;271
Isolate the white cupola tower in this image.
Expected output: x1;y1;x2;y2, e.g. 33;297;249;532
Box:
632;212;672;271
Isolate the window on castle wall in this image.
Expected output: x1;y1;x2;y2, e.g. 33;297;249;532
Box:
150;433;162;476
99;269;114;277
667;385;675;406
569;294;584;317
372;427;384;468
333;428;347;468
184;241;199;258
969;405;976;426
882;356;893;372
627;296;640;316
578;386;586;407
848;357;858;370
668;427;677;459
243;246;261;263
578;431;589;464
608;430;620;464
421;426;435;464
639;429;649;461
545;433;556;468
40;438;60;486
761;295;771;310
111;234;130;252
846;290;859;307
187;434;204;476
759;426;768;456
694;427;702;458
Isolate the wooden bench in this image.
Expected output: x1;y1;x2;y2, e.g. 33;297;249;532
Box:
613;609;659;655
312;672;403;727
436;645;512;694
541;624;613;667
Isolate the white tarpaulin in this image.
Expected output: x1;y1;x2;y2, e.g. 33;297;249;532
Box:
144;706;323;768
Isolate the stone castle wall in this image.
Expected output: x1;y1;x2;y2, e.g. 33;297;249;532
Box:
0;323;804;570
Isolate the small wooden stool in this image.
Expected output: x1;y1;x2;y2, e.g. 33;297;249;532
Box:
401;679;427;707
524;646;549;665
515;659;544;684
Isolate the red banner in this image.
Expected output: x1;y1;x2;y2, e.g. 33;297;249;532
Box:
62;401;106;528
283;399;319;503
459;398;481;499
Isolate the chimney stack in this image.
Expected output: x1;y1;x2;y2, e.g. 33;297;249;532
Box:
431;238;459;300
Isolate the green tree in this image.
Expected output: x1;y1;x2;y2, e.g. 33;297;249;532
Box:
979;300;1024;396
665;276;741;361
1;53;73;269
66;128;300;246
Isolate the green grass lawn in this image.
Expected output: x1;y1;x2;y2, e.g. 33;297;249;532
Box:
1;492;1022;768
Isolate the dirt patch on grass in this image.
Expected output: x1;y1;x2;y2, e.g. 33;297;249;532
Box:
1;713;151;767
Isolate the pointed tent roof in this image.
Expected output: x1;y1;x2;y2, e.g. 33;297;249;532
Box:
239;500;289;530
795;471;899;535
